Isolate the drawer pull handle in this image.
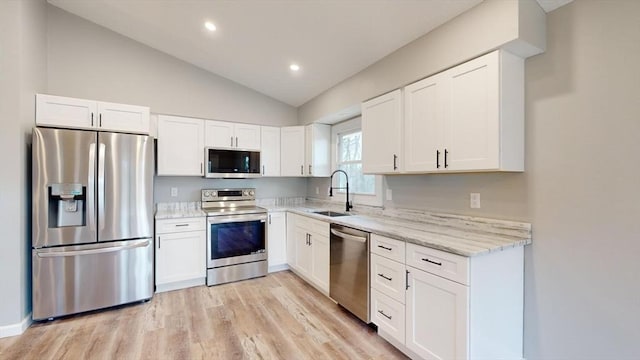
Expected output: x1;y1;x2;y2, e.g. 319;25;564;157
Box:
378;273;392;281
378;310;392;320
175;224;190;227
422;258;442;266
377;245;392;251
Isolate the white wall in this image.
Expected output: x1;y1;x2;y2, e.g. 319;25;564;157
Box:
305;1;640;358
47;5;297;127
297;0;545;124
0;0;47;329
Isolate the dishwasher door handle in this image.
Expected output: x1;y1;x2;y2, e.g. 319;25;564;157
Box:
330;229;368;243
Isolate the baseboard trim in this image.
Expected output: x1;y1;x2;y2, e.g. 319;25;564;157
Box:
268;264;289;273
156;277;206;293
0;312;32;339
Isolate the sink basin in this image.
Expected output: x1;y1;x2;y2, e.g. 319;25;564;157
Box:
312;210;350;217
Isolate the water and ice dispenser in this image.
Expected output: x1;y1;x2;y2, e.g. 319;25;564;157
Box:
48;183;86;228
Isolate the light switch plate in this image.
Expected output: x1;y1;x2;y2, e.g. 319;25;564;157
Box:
171;187;178;197
386;189;393;201
470;193;480;208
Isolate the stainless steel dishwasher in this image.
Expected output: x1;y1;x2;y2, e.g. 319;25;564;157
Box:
329;224;370;323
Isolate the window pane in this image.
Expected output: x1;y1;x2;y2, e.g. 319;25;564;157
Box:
339;132;362;162
338;163;375;195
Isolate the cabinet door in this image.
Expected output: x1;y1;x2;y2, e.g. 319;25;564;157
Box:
261;126;281;176
286;213;297;269
280;126;305;176
294;226;312;277
36;94;97;129
235;123;261;150
97;101;150;134
406;267;469;360
267;212;287;271
204;120;235;148
305;124;331;177
157;115;205;176
310;232;329;293
404;74;445;172
155;231;206;286
362;89;403;174
445;51;500;171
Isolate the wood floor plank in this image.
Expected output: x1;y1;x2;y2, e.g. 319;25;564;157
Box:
0;271;408;360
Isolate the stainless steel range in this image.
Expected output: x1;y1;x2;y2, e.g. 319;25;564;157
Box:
202;188;268;286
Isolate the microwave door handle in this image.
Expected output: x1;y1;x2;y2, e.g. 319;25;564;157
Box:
97;143;106;231
87;143;96;231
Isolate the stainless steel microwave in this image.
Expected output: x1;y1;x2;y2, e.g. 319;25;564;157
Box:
204;147;261;178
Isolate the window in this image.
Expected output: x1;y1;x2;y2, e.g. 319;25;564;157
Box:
337;130;375;195
331;117;384;207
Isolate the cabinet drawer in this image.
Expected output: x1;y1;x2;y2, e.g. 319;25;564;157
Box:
310;218;329;236
156;217;206;234
371;254;406;304
406;243;469;285
371;234;405;263
371;288;405;345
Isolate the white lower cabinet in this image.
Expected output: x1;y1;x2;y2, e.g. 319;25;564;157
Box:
267;211;288;272
406;267;468;360
371;235;524;360
286;212;330;294
155;217;206;292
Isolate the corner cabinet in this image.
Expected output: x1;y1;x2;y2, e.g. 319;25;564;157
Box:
261;126;281;176
362;89;403;174
155;217;206;292
364;49;524;174
286;213;330;294
370;234;524;360
36;94;150;134
157;115;205;176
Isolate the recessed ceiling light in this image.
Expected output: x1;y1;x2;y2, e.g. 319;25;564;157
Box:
204;22;217;32
290;64;300;72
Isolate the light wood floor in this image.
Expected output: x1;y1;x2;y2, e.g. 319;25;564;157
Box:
0;271;407;359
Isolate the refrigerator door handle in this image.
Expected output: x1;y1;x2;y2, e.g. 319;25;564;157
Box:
36;239;150;258
98;143;106;231
88;143;97;231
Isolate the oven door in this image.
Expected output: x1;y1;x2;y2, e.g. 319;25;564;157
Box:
207;213;267;268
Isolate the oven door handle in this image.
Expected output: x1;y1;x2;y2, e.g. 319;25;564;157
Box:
207;214;267;224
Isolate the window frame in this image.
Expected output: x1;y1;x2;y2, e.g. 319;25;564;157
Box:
330;117;384;207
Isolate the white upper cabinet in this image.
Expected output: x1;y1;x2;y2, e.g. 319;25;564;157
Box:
404;74;445;172
280;126;305;177
97;101;150;134
261;126;281;177
36;94;150;134
204;120;261;150
362;89;403;174
157;115;205;176
363;49;524;174
305;123;330;177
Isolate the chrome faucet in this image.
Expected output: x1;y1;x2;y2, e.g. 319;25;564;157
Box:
329;169;353;212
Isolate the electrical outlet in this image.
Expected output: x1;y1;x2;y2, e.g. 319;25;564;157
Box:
315;187;319;195
470;193;481;208
386;189;393;201
171;187;178;197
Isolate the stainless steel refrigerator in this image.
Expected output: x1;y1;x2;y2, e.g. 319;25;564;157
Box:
32;127;154;320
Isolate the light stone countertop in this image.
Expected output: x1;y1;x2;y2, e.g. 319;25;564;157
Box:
156;200;532;257
155;202;206;219
269;204;531;257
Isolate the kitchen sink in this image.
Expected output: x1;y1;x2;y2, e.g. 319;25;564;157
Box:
312;210;350;217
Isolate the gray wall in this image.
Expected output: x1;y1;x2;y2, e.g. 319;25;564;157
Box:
0;0;47;327
307;1;640;358
297;0;545;124
154;177;307;203
47;5;297;127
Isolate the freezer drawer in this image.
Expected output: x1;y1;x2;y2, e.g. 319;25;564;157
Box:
32;239;153;320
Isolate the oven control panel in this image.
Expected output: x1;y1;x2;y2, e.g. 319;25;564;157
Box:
202;188;255;202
